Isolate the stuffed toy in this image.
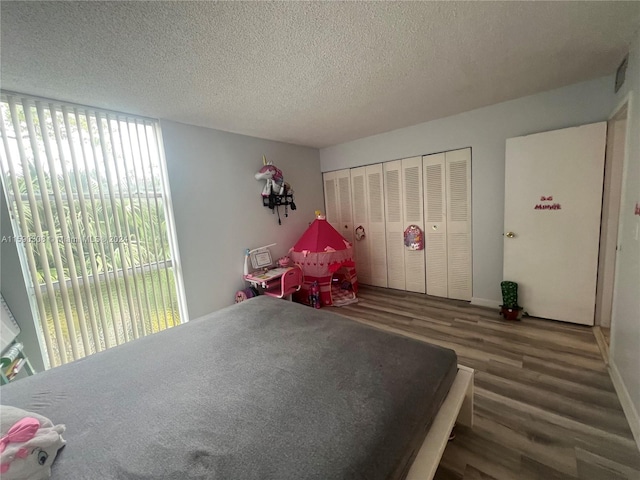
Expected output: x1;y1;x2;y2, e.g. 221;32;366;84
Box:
0;406;65;480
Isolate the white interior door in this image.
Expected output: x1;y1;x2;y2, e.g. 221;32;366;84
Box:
384;160;405;290
595;105;627;328
350;167;371;284
366;164;388;287
446;148;472;301
423;153;448;297
504;123;606;325
402;157;425;293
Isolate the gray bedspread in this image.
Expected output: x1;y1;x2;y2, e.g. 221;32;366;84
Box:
1;296;457;480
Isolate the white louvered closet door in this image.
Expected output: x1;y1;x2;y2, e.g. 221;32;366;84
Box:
384;160;405;290
366;164;387;287
402;157;425;293
423;153;448;298
336;169;354;244
323;171;339;228
446;148;472;301
323;169;353;243
350;167;371;284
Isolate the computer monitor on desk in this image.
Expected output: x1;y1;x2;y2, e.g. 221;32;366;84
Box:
252;249;273;270
244;243;276;276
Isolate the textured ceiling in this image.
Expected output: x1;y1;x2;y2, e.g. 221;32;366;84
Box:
2;2;639;148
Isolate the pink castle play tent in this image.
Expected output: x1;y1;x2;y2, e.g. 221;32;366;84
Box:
291;216;358;306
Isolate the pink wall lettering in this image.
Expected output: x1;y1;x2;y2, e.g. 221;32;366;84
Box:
535;195;560;210
534;203;562;210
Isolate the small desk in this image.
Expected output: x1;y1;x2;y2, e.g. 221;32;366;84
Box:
244;267;292;289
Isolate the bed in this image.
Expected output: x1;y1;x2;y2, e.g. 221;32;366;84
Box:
0;296;473;479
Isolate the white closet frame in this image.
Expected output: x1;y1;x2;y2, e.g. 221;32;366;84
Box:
445;149;472;301
366;164;388;287
323;170;353;244
384;158;426;293
350;166;372;285
423;149;472;300
323;148;471;300
384;160;406;290
402;157;426;293
423;153;449;298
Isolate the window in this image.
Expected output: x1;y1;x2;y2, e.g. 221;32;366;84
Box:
0;92;188;368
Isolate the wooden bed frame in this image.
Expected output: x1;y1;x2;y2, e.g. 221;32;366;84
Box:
406;364;474;479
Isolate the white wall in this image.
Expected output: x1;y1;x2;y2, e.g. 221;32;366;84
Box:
320;76;616;305
0;184;46;371
609;29;640;447
161;121;324;319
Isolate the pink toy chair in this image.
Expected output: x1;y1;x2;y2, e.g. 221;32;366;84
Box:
264;265;303;300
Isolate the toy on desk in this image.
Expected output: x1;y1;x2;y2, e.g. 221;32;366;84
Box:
0;406;66;480
308;281;321;309
278;256;291;268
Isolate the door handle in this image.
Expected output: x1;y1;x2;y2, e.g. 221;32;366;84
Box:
505;232;515;238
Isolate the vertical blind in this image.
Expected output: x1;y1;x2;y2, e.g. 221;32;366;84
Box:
0;92;186;368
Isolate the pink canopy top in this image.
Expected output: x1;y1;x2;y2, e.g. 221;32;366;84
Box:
292;218;351;252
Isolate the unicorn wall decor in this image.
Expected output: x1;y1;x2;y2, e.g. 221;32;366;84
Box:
255;155;296;225
255;155;291;197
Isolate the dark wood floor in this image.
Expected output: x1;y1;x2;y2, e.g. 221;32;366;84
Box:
331;285;640;480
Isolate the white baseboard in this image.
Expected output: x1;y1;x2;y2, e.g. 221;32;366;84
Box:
471;297;500;309
609;361;640;451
